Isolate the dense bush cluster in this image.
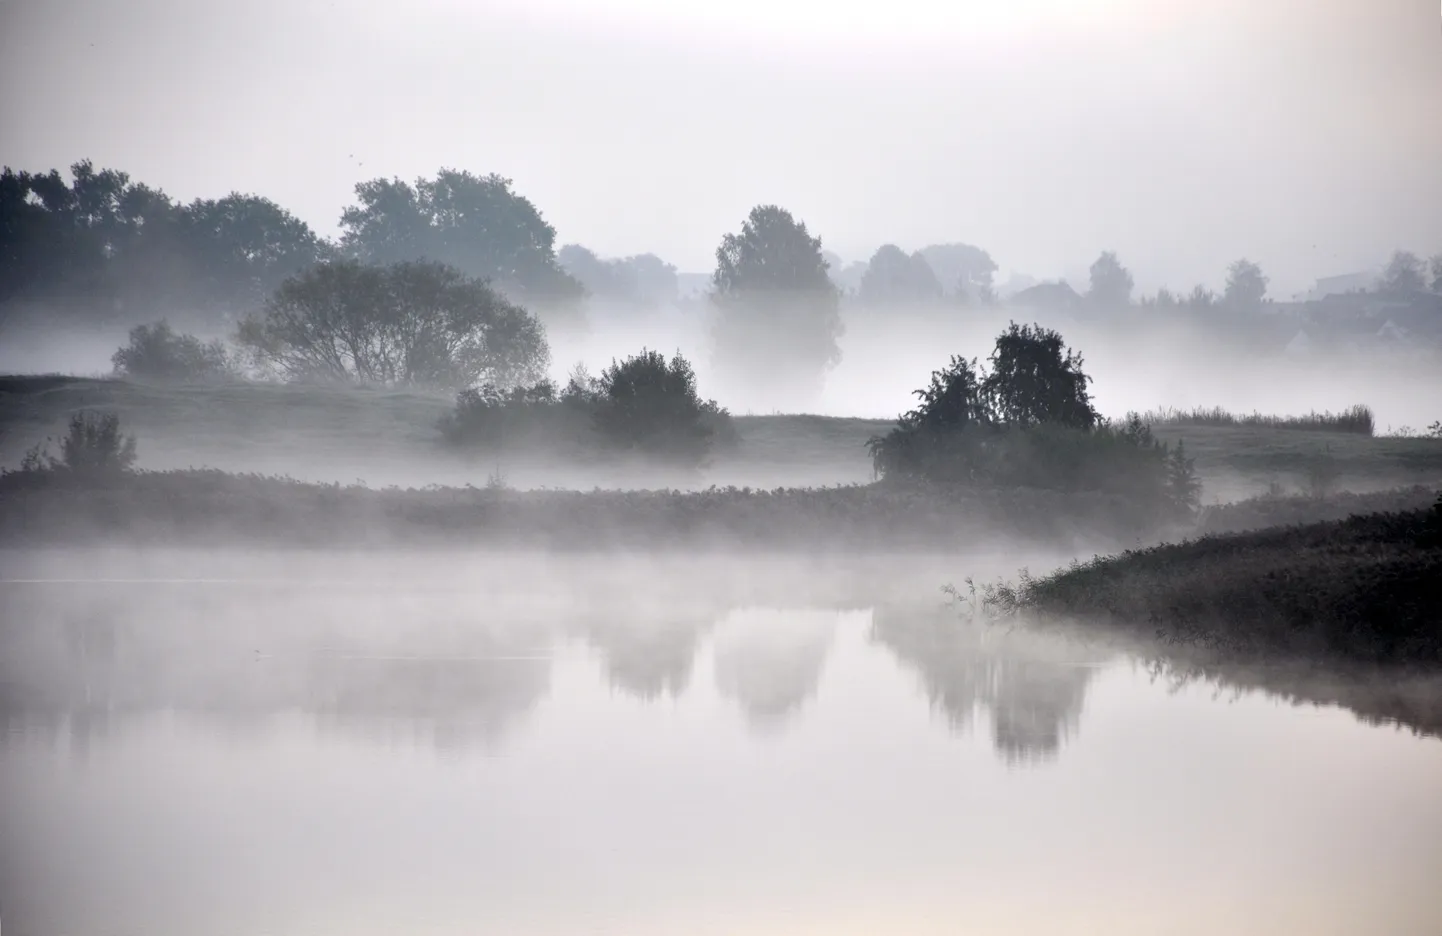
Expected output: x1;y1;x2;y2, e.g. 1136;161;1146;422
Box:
112;321;234;382
19;410;137;475
868;323;1200;516
439;350;735;466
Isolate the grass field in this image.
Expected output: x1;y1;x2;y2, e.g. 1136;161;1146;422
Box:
3;376;1442;496
1007;497;1442;667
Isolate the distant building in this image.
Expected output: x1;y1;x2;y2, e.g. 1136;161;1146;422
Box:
1008;281;1082;311
1306;271;1376;300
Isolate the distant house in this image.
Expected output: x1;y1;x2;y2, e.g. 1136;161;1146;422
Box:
1008;281;1082;311
1307;271;1376;300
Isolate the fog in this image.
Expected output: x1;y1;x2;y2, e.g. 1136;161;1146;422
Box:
4;0;1440;295
4;549;1442;935
4;1;1442;931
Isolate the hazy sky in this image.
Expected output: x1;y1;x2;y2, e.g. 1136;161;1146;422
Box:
3;0;1439;296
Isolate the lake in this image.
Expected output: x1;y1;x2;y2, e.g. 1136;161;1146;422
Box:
2;551;1440;935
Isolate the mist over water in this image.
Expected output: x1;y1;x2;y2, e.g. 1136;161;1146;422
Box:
3;550;1441;936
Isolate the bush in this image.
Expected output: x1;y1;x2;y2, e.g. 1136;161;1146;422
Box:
20;410;137;475
592;349;731;463
437;379;589;451
438;350;735;466
111;320;234;382
868;325;1197;517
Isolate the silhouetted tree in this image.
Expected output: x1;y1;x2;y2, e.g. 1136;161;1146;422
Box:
1;161;330;321
1378;250;1426;296
710;205;843;400
1223;258;1268;308
918;243;998;301
859;244;942;305
339;169;582;303
238;260;549;389
983;323;1097;429
1086;251;1134;306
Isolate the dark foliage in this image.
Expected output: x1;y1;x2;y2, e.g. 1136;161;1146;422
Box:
866;325;1192;514
439;351;735;466
19;410;136;475
339;169;582;304
983;323;1097;430
593;350;731;462
1015;502;1442;666
1;160;327;318
237;260;549;390
111;321;234;382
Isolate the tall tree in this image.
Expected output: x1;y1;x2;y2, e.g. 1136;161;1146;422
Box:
339;169;581;303
918;243;997;301
710;205;842;401
559;245;678;307
859;244;943;305
1377;250;1426;296
1086;251;1134;307
1223;258;1268;308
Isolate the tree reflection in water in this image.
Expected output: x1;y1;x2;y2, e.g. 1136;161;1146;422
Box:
871;604;1103;765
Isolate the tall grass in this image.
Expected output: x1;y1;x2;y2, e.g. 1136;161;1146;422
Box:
1142;404;1375;436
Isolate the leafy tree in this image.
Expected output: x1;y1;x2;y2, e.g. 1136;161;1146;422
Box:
1429;254;1442;294
1086;251;1134;306
592;349;730;463
1223;258;1268;308
710;205;843;399
918;243;998;301
859;244;943;305
1;161;332;322
1378;250;1426;296
237;260;549;389
339;169;581;303
982;323;1098;429
112;321;234;382
172;194;329;313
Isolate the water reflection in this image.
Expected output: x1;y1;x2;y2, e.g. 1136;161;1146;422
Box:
712;609;836;732
3;582;1440;765
871;605;1102;764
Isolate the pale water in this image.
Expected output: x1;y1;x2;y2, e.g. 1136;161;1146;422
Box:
2;553;1440;935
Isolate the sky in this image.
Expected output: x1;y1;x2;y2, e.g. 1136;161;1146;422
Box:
2;0;1440;297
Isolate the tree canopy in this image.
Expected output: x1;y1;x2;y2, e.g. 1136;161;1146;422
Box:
1;160;328;319
1223;258;1268;308
559;244;679;307
339;169;582;303
859;245;943;305
709;205;843;401
1087;251;1134;307
237;260;550;389
1378;250;1427;296
917;243;998;301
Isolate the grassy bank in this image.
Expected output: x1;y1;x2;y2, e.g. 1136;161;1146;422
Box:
4;377;1442;494
1007;497;1442;667
0;467;1191;553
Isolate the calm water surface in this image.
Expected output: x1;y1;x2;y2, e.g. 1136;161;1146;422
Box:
2;553;1440;935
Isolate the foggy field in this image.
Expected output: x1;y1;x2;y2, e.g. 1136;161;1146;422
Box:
4;375;1441;497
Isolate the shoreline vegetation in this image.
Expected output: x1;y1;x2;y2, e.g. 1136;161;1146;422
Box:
3;373;1441;678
